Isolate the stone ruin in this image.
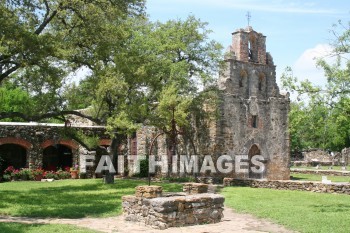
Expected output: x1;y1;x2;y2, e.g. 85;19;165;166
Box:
293;148;348;167
122;183;225;229
303;149;333;166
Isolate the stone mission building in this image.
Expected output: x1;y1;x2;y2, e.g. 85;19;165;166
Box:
128;26;291;181
216;26;290;180
0;26;290;181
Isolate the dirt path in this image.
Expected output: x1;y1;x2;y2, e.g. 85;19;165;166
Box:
0;207;295;233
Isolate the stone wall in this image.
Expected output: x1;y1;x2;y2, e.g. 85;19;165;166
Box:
224;178;350;195
303;149;332;164
341;147;350;165
0;122;109;170
122;185;224;229
291;168;350;177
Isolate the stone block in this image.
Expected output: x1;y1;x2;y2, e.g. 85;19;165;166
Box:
183;183;208;194
135;185;163;198
122;192;225;229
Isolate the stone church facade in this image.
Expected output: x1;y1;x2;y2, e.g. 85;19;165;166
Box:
216;26;290;180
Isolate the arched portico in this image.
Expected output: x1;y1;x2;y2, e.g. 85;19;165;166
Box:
0;137;32;172
41;139;79;171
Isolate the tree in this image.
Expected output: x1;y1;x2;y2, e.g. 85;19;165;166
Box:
78;16;223;180
0;0;145;121
281;20;350;152
91;16;223;145
0;3;223;182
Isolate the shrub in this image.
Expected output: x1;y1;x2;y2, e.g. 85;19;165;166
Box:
32;169;44;177
57;170;71;179
133;157;149;178
11;169;21;180
44;171;58;180
3;166;15;176
19;168;33;180
32;169;45;181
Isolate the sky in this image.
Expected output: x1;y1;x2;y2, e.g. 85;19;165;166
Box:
146;0;350;89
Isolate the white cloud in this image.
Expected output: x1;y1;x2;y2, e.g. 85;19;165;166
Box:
292;44;334;87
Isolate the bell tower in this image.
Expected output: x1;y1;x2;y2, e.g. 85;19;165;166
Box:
231;26;267;64
217;26;290;180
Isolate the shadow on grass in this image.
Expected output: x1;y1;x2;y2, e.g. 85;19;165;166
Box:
310;203;350;213
0;179;181;219
0;223;27;233
0;222;97;233
290;176;308;180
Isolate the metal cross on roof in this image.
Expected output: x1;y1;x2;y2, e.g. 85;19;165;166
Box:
246;11;251;27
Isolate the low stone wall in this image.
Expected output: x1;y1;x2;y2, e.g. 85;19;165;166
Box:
223;178;350;195
291;168;350;177
303;149;331;163
195;176;223;184
122;185;224;229
183;183;208;194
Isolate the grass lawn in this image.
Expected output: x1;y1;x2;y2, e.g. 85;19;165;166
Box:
291;166;345;170
0;179;181;218
291;173;350;182
0;223;99;233
222;187;350;233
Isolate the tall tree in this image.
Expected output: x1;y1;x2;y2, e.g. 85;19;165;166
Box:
0;0;145;121
92;16;223;136
281;20;350;152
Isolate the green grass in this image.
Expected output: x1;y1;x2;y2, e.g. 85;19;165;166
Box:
0;179;181;218
291;165;344;171
222;187;350;233
0;223;99;233
291;173;350;182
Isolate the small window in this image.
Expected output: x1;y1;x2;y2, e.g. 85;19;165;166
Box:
258;79;262;91
240;70;247;88
248;41;253;61
252;115;258;128
258;73;265;91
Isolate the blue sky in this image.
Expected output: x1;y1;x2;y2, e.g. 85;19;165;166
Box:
146;0;350;88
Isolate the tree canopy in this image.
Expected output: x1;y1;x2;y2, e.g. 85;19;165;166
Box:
282;20;350;153
0;0;145;121
0;0;223;144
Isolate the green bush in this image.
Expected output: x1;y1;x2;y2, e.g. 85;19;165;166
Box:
57;170;71;179
133;157;149;177
44;171;58;180
2;174;11;181
19;168;33;180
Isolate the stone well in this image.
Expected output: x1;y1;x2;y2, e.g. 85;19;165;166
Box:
122;183;225;229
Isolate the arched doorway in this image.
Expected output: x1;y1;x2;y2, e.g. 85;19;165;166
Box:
248;144;265;179
0;144;27;172
43;144;73;171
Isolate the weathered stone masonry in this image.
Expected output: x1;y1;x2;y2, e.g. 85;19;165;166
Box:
0;122;110;170
215;26;290;180
224;178;350;195
122;184;224;229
